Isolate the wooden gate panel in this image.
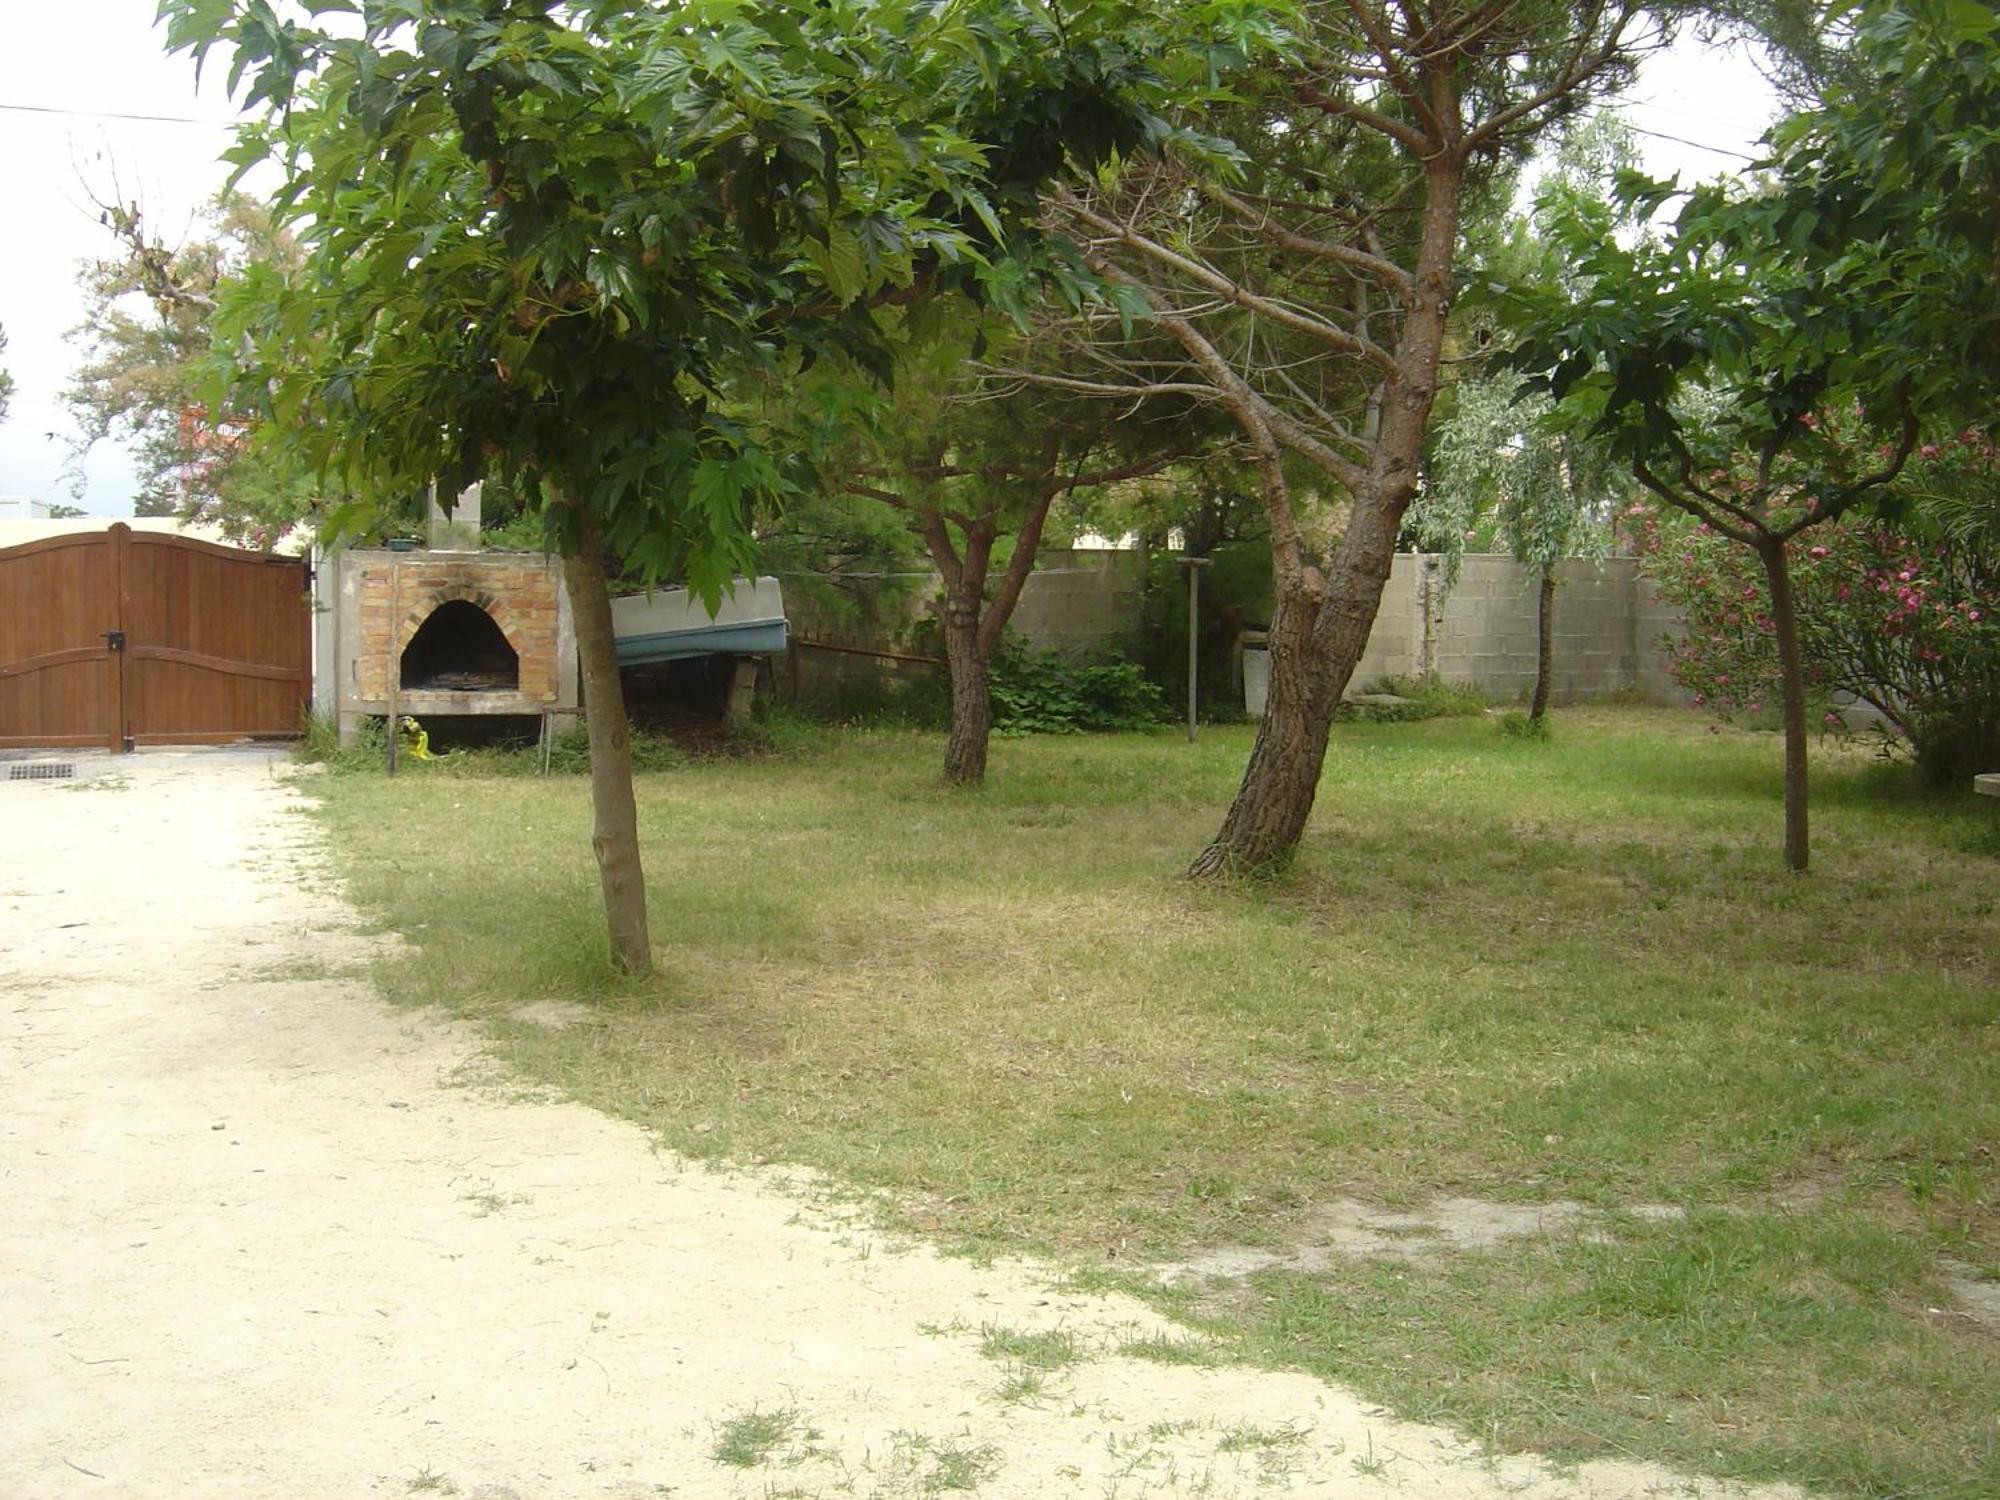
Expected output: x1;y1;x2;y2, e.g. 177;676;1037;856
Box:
0;531;121;750
122;531;310;744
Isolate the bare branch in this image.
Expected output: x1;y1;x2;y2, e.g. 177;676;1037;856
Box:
1051;192;1399;376
1194;182;1416;300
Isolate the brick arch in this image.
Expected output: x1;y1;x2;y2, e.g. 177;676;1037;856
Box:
395;584;528;662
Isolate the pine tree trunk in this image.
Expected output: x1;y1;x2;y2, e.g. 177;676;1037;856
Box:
1757;536;1811;873
1530;565;1557;725
1188;579;1334;876
1187;153;1463;879
561;513;653;973
941;605;992;786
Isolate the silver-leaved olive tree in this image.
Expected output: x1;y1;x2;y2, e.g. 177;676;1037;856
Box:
160;0;1200;973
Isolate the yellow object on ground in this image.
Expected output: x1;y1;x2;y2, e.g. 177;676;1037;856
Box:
398;716;436;761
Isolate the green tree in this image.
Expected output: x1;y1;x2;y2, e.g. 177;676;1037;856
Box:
63;192;314;543
1420;372;1633;724
1043;0;1696;877
838;317;1193;782
1507;0;1999;869
1418;115;1643;725
0;324;14;426
168;0;1174;973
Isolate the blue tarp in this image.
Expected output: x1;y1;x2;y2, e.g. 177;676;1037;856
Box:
613;619;789;666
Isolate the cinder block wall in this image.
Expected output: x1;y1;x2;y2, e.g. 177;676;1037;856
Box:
1007;552;1148;655
780;551;1687;709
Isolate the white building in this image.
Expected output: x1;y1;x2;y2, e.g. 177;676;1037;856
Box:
0;496;66;520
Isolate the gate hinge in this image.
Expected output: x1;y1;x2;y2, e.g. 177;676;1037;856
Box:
103;630;127;652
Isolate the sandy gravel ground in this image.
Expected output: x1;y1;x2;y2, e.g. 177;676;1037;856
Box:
0;753;1805;1500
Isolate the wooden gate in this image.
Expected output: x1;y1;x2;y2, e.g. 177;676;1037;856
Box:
0;524;310;751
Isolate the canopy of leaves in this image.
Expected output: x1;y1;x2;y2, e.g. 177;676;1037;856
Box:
63;192;314;541
1501;0;1997;536
167;0;1211;600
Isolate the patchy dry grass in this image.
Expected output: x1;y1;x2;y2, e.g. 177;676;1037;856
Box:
309;709;2000;1499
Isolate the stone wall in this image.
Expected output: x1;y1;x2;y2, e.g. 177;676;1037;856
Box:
780;550;1686;711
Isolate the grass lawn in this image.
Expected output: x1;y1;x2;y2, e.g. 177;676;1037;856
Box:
307;707;1999;1499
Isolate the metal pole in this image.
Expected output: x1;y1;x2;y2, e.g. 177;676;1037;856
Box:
1183;556;1211;744
385;563;400;776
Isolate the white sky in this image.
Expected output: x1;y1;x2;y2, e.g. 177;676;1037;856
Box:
0;4;1782;516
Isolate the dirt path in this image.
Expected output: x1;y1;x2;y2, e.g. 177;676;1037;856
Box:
0;754;1803;1500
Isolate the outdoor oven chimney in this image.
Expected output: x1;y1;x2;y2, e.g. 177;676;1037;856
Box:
427;481;483;551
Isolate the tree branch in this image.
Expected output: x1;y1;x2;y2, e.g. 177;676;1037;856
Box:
1194;182;1416;300
1052;192;1399;376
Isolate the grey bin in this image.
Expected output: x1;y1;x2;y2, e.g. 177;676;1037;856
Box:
1240;630;1271;718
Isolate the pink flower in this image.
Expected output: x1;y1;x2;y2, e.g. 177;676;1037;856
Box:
1824;711;1842;726
1808;546;1830;560
1748;701;1763;713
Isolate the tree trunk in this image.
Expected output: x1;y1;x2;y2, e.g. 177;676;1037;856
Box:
1756;535;1810;873
941;603;992;786
1188;578;1334;876
561;511;653;973
1530;564;1557;724
1189;153;1464;878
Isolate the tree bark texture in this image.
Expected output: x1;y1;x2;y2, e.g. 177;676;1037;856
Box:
940;601;992;785
561;512;654;973
1188;577;1336;876
1189;157;1463;877
1530;565;1557;724
1757;536;1811;873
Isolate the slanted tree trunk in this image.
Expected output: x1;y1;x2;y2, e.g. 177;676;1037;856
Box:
1186;157;1461;877
1756;534;1811;873
1530;564;1557;725
561;508;652;973
1188;574;1335;875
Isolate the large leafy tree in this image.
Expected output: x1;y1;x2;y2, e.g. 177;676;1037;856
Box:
1507;0;1999;869
1041;0;1688;876
838;317;1194;783
166;0;1178;973
64;192;314;543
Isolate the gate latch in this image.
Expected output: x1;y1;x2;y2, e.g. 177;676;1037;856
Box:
102;630;126;652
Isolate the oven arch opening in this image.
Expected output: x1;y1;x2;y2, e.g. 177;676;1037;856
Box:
400;599;520;691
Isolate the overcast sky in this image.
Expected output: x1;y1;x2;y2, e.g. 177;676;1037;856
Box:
0;3;1781;517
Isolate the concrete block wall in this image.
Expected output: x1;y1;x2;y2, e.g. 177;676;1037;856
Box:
779;550;1689;710
1426;557;1649;705
1007;551;1148;655
1349;553;1429;686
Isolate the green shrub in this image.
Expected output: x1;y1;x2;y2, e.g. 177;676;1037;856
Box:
990;643;1169;734
1337;673;1488;723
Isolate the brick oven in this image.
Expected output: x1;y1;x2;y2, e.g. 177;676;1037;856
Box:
312;488;579;745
